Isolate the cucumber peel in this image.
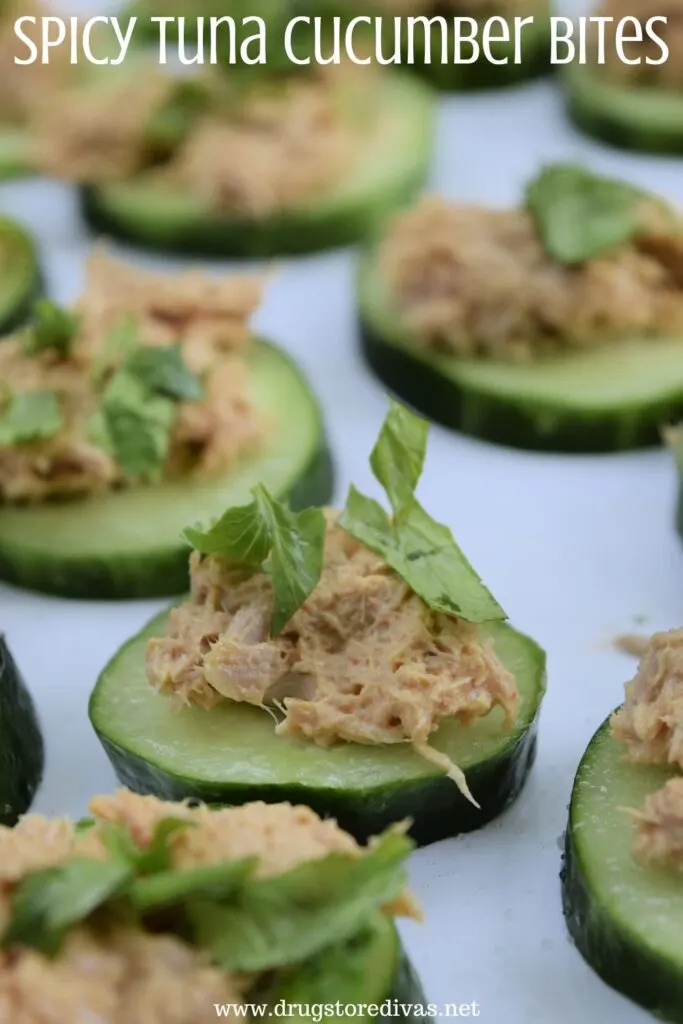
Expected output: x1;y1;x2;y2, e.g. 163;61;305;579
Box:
80;74;434;257
357;246;683;453
564;63;683;154
0;635;44;825
89;616;545;846
562;719;683;1022
0;339;333;600
0;218;42;336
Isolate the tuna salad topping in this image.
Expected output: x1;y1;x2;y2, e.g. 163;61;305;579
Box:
591;0;683;91
147;401;515;802
0;790;417;1024
0;251;265;503
379;164;683;359
611;628;683;869
32;63;370;216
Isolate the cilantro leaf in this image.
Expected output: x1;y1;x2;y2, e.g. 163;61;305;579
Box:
99;372;176;482
1;858;133;956
100;817;192;875
187;830;412;973
0;390;63;446
184;484;326;636
130;857;257;912
22;299;80;356
125;345;203;402
338;400;506;624
91;315;140;384
525;163;648;265
145;80;211;157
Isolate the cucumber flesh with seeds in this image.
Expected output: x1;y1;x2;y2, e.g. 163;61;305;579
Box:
80;74;434;257
0;217;42;335
263;914;428;1022
89;617;545;847
564;63;683;154
0;635;44;825
0;339;333;600
358;247;683;453
562;719;683;1022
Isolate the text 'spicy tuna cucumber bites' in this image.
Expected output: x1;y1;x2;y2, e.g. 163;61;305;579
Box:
36;43;434;258
359;163;683;453
0;789;427;1021
562;629;683;1022
90;400;546;846
0;635;44;825
563;2;683;153
0;219;42;336
0;252;332;600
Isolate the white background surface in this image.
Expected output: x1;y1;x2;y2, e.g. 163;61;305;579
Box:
2;4;683;1023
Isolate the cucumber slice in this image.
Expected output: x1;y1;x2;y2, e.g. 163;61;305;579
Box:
0;217;42;336
89;617;546;846
0;635;44;825
358;247;683;453
562;719;683;1022
564;63;683;154
0;340;333;600
0;126;32;179
79;74;434;257
264;913;427;1021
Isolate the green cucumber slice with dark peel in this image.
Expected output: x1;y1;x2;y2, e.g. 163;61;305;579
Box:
564;63;683;154
0;127;32;180
562;718;683;1022
357;246;683;453
262;913;428;1021
79;74;434;257
89;617;546;847
0;339;333;600
0;635;44;825
0;217;42;335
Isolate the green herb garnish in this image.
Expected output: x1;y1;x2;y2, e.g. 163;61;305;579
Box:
124;345;203;402
338;401;506;624
0;390;63;446
184;485;326;636
525;162;648;265
22;300;80;357
91;315;140;383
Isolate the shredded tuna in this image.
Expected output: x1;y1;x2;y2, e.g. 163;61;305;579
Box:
0;250;266;503
0;791;417;1023
593;0;683;91
379;196;683;358
147;514;519;799
630;777;683;868
611;628;683;767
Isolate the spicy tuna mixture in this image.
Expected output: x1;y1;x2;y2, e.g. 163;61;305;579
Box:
0;251;265;503
0;790;415;1024
379;196;683;359
611;628;683;868
592;0;683;91
147;513;518;791
32;64;370;216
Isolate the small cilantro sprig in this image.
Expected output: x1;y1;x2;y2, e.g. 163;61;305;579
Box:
0;390;63;446
89;318;204;482
22;300;80;357
184;485;326;636
338;401;506;624
525;163;649;265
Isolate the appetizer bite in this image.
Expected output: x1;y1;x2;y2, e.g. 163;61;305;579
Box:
564;1;683;153
0;218;42;335
563;630;683;1023
0;635;43;826
359;162;683;452
0;789;425;1021
0;251;332;599
34;57;433;257
89;401;546;846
